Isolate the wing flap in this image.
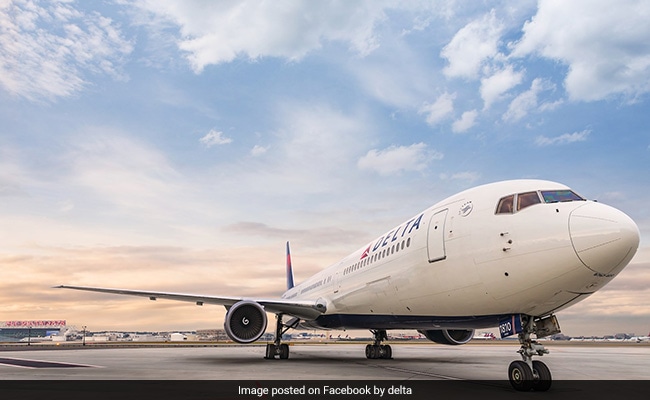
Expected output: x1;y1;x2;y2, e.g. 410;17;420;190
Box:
55;285;326;321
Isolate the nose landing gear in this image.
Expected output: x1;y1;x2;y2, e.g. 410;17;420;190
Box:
508;315;552;392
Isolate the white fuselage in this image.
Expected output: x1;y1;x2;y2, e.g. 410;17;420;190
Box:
282;180;640;331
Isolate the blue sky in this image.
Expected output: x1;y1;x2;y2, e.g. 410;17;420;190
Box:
1;0;649;336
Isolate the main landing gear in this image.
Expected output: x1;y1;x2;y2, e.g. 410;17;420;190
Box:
508;315;552;392
265;313;297;360
365;329;392;359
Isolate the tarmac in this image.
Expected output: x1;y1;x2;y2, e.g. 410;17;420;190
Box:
1;342;649;399
0;341;648;380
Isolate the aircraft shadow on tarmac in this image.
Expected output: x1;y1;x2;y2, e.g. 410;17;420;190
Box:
184;350;498;369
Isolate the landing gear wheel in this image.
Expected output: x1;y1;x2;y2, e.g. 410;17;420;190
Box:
279;343;290;360
508;361;533;392
381;345;392;359
365;339;392;359
365;344;373;359
531;360;552;391
265;344;276;359
366;330;392;359
371;345;381;359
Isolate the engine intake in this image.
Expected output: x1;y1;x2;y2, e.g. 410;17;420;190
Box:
419;329;474;345
224;301;268;343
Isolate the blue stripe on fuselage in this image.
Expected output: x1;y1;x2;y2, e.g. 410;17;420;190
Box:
302;313;507;330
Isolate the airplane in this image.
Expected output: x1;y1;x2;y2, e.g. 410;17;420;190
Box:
629;333;650;342
473;331;498;340
57;179;640;391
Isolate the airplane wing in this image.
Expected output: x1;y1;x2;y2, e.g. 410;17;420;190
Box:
55;285;326;320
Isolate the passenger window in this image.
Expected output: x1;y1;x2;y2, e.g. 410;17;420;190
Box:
517;191;541;211
496;195;514;214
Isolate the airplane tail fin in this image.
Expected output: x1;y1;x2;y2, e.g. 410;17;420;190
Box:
286;241;295;290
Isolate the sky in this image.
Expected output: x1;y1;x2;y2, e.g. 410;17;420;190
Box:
0;0;649;337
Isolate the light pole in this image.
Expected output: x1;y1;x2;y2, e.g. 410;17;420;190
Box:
82;325;87;346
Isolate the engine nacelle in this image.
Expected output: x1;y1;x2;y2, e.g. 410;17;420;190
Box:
224;300;268;343
419;329;474;345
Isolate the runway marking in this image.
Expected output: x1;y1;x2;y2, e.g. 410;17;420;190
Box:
0;357;99;369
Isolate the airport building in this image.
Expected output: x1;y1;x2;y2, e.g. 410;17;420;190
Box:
0;320;66;341
195;329;230;341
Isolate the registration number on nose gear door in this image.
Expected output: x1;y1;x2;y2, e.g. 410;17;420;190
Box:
499;314;523;338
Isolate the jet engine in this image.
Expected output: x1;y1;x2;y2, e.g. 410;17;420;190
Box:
224;300;268;343
419;329;474;345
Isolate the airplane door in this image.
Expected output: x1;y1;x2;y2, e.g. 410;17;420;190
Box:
427;209;448;263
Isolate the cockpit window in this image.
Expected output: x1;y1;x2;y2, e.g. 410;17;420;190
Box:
517;191;541;211
496;195;514;214
541;190;585;203
497;189;586;214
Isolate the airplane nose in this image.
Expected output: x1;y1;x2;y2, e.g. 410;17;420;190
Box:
569;202;640;276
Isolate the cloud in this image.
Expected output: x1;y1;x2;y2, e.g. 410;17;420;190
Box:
0;0;133;100
66;129;190;221
439;171;481;183
200;130;233;147
131;0;395;72
535;129;591;146
419;92;456;126
502;78;554;122
0;147;31;197
512;0;650;101
0;244;326;330
347;41;436;109
452;109;478;133
251;145;269;156
480;65;524;109
196;102;375;218
274;103;369;181
357;143;442;176
223;222;366;248
441;9;504;79
0;128;232;251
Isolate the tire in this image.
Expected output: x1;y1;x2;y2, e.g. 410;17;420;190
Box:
508;360;533;392
381;345;392;359
265;344;276;359
531;360;552;391
279;344;290;359
365;344;373;359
